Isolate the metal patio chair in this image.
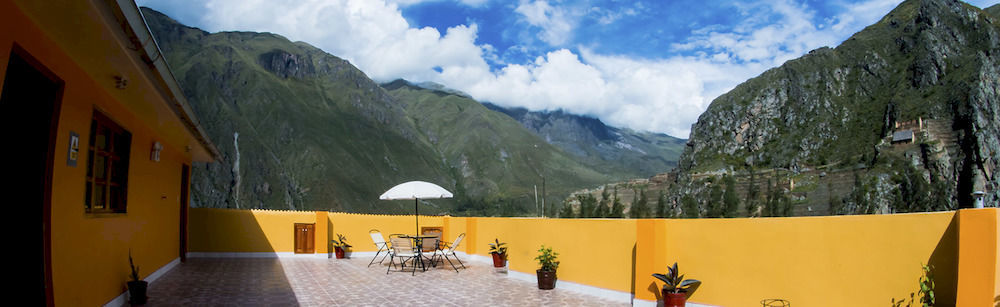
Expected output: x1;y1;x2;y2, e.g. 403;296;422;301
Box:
367;229;390;267
387;237;420;275
436;233;466;273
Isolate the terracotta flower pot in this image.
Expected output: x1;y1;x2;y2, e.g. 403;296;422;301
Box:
536;269;557;290
127;280;148;305
334;247;346;259
491;253;506;268
662;291;687;307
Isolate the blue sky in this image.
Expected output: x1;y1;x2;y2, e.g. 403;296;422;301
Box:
139;0;999;137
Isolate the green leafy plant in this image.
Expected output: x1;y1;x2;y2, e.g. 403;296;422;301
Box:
535;245;559;272
891;264;935;307
488;238;507;256
918;264;935;307
331;234;352;249
128;250;141;282
652;262;701;294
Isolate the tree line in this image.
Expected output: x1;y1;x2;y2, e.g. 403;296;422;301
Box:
558;174;796;219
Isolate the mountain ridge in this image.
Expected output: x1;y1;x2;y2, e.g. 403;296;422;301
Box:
142;8;650;215
662;0;1000;216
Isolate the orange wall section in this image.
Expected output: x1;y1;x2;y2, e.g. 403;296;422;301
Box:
1;2;202;305
955;208;998;306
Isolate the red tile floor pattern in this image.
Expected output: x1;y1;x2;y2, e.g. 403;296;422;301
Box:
145;256;631;306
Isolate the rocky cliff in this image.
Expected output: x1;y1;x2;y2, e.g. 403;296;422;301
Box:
655;0;999;217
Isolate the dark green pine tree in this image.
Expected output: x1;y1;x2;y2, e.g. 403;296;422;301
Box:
577;194;597;218
780;193;793;217
656;190;667;218
745;167;759;217
559;200;576;218
610;186;624;218
764;177;776;217
631;189;649;218
706;181;723;217
681;194;699;218
629;190;639;218
722;175;739;218
596;186;610;218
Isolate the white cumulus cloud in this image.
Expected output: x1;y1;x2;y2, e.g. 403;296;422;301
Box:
139;0;909;137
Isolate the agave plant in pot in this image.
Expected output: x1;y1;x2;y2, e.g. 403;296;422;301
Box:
488;238;507;268
331;234;352;259
127;250;148;305
652;262;701;307
535;245;559;290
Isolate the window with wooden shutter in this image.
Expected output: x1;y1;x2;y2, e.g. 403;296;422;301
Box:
85;110;131;214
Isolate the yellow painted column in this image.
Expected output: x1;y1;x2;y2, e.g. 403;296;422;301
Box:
466;218;478;255
443;215;451;243
956;208;998;306
635;219;659;301
315;211;329;254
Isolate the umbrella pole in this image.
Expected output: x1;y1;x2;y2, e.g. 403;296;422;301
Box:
415;198;419;236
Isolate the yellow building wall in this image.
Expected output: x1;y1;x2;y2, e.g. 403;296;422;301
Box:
0;2;200;305
640;212;958;306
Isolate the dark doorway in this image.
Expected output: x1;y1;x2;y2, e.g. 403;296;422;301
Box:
1;44;64;307
180;164;190;262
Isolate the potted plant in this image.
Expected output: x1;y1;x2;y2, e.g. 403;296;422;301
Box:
534;245;559;290
331;234;352;259
127;250;148;305
652;262;701;307
488;238;507;268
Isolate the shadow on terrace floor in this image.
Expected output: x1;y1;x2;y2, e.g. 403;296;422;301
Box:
147;256;629;306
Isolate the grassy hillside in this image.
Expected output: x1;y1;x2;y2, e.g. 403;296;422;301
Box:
145;8;454;213
383;80;617;215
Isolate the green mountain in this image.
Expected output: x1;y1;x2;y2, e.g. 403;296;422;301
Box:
382;80;619;212
986;3;1000;17
660;0;1000;217
142;8;628;215
482;102;685;177
143;8;455;213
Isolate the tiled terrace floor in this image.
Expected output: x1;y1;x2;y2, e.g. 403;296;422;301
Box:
146;255;630;306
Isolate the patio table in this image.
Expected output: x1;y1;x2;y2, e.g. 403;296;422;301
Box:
400;234;438;272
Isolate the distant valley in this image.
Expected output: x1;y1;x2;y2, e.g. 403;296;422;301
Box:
142;8;683;215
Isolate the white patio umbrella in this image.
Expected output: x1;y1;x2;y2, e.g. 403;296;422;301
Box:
379;181;453;235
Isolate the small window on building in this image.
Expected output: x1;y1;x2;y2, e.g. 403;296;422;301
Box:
85;110;131;213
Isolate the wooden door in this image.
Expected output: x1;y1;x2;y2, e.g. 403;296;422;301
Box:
2;44;64;307
294;223;315;254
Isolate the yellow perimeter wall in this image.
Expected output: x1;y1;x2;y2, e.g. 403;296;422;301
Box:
189;208;1000;306
640;212;960;306
189;209;445;253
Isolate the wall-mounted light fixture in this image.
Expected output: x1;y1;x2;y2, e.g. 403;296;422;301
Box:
114;75;128;89
151;141;163;162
